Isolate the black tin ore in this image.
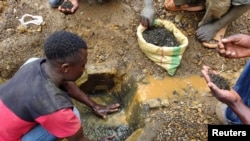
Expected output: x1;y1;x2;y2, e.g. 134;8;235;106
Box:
142;26;180;47
61;0;73;9
208;71;230;90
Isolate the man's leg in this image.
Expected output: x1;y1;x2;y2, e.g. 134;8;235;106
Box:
226;60;250;124
196;4;250;42
73;107;81;121
22;107;81;141
21;125;56;141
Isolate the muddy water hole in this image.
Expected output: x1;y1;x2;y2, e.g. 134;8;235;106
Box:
0;0;250;141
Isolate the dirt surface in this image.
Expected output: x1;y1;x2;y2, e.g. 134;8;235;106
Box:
0;0;250;140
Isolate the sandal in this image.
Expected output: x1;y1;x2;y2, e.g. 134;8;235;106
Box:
164;0;205;11
202;26;228;48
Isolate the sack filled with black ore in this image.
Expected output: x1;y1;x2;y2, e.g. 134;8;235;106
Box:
142;27;181;47
136;19;188;76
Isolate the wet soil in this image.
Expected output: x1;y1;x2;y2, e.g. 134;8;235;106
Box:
0;0;250;140
142;27;180;47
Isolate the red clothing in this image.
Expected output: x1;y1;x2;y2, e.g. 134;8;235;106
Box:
0;58;81;140
36;108;81;138
0;100;81;141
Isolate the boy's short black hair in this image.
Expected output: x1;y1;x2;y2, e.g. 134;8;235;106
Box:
44;31;87;62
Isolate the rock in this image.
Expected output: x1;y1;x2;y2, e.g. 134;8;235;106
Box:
16;25;28;33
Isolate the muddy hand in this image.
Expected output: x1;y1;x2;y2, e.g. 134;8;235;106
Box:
58;0;79;14
140;0;154;28
99;134;115;141
93;103;120;119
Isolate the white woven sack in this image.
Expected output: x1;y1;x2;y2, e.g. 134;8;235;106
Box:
137;19;188;75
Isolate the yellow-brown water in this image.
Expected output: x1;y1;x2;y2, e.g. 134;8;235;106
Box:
136;75;210;102
124;75;211;141
124;75;210;121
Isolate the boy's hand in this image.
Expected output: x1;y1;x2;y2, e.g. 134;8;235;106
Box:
58;0;79;15
201;65;241;105
93;103;120;119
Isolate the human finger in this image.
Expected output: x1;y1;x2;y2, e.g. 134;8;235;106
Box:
107;103;120;109
102;134;115;141
58;6;62;11
202;65;212;75
201;69;211;83
225;50;237;58
201;66;219;82
71;5;78;13
207;82;219;94
105;104;120;114
217;48;226;56
221;34;242;44
141;17;149;27
217;38;225;49
58;7;67;13
201;66;212;82
106;134;115;140
202;65;211;71
106;108;119;114
98;112;106;119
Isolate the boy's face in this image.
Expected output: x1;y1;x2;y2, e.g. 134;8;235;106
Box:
62;49;88;82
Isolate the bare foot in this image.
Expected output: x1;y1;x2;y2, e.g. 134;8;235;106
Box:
202;26;228;48
196;22;220;42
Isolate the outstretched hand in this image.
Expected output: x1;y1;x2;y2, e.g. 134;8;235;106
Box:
217;34;250;59
93;103;120;119
201;66;241;105
58;0;79;15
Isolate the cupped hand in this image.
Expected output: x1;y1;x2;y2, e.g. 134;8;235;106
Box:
217;34;250;58
201;65;241;104
201;65;219;83
93;103;120;119
58;0;79;15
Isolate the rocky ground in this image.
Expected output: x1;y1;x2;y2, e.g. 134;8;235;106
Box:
0;0;250;140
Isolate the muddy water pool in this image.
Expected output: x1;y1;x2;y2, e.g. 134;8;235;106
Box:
137;75;210;101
